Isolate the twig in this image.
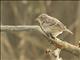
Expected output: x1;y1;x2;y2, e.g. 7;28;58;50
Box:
0;25;40;31
46;48;63;60
0;25;80;56
50;38;80;56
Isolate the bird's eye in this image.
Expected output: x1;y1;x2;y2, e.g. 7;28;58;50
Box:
40;16;44;19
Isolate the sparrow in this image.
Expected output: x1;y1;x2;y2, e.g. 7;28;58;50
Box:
36;14;73;39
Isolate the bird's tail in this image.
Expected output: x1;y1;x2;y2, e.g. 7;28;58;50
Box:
64;26;73;34
65;28;73;35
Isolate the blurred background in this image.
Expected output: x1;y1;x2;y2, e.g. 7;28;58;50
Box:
1;1;80;60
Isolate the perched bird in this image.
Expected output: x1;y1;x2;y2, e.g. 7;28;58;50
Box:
36;14;73;38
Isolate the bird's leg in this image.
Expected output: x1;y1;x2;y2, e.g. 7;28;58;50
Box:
48;33;55;39
46;33;55;45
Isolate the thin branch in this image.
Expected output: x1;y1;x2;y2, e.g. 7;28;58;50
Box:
49;38;80;56
46;48;63;60
0;25;41;31
1;25;80;56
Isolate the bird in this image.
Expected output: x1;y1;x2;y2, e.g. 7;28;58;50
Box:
36;14;73;39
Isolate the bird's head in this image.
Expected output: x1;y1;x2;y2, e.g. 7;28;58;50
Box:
36;14;49;24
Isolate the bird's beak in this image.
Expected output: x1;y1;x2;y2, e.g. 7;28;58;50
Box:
36;18;38;21
36;18;39;22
